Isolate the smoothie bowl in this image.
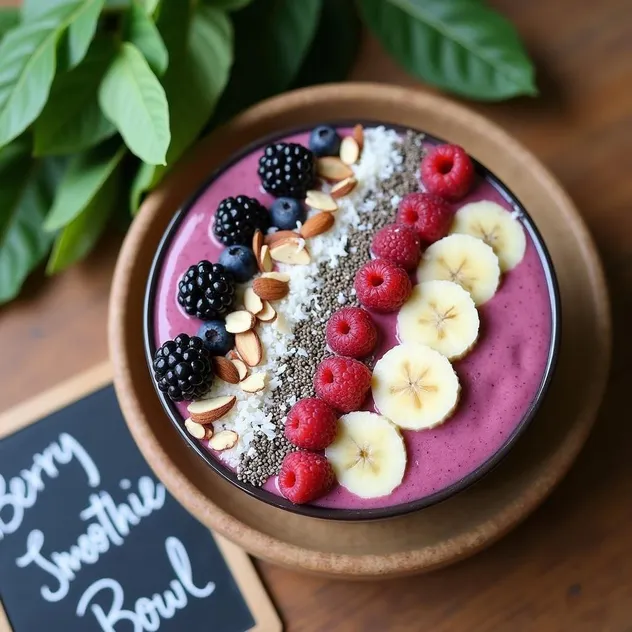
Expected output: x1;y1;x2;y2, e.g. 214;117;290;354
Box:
144;122;560;521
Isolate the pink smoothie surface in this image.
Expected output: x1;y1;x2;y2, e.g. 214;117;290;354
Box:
151;127;555;512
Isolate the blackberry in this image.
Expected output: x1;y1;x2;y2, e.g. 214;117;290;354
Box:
178;261;235;320
153;334;213;402
258;142;315;198
213;196;270;246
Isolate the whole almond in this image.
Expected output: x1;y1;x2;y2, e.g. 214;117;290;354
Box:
305;190;338;212
187;395;236;425
252;277;289;301
331;176;358;199
252;229;263;260
300;212;334;238
340;136;360;165
235;329;263;367
316;157;353;181
265;230;300;247
212;356;240;384
352;124;364;151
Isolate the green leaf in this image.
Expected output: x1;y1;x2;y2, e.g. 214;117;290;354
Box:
293;0;360;87
46;163;120;273
99;42;170;164
213;0;321;124
0;139;33;243
358;0;537;101
0;158;56;304
141;0;160;15
44;140;125;231
34;38;117;155
125;0;168;75
130;3;233;213
204;0;252;11
0;8;20;37
22;0;106;68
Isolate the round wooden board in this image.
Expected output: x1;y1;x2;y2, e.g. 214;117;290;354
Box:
109;83;611;579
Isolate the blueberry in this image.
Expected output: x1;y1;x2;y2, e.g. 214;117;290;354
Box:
197;320;234;356
219;245;258;282
270;197;306;230
309;125;341;157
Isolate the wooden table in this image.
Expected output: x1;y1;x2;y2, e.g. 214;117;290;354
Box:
2;1;630;629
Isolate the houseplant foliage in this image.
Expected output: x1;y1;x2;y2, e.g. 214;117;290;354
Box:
0;0;536;304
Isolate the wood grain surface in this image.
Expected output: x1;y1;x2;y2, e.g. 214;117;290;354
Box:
1;0;630;629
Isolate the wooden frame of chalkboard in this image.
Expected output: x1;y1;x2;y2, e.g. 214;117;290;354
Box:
0;362;281;632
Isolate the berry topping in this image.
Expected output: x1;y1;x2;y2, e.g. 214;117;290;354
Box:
218;245;258;282
314;356;372;413
178;261;236;321
213;195;270;246
397;192;453;244
284;398;338;450
308;125;341;157
371;223;422;271
270;197;307;230
354;259;412;313
153;334;213;402
197;320;235;356
278;451;335;504
326;307;378;358
258;142;315;198
420;144;474;201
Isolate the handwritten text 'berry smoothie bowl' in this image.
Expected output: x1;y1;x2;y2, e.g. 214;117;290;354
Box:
144;123;560;521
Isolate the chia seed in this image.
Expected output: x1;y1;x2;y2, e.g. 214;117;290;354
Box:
237;131;425;486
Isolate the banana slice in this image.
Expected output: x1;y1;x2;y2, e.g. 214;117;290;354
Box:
417;234;500;306
450;200;526;271
372;343;460;430
325;412;406;499
397;280;479;360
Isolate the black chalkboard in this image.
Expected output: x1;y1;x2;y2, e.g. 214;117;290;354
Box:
0;379;273;632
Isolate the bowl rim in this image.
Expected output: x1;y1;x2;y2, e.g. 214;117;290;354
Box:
143;120;562;522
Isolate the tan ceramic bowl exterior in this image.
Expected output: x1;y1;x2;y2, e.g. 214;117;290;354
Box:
109;83;611;578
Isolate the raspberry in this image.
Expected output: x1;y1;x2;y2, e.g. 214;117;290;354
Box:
371;223;421;271
278;451;334;504
397;192;452;244
284;398;338;450
314;356;372;412
420;144;474;201
354;259;412;313
326;307;377;358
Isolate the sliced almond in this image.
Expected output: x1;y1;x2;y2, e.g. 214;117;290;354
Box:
184;418;207;440
235;329;263;367
352;124;364;151
227;349;240;361
258;244;273;272
331;176;358;199
208;430;239;452
305;190;338;212
252;277;289;301
252;229;263;261
225;310;256;334
231;358;249;381
240;372;267;394
265;230;300;247
256;301;277;323
269;239;311;265
316;156;353;181
212;356;240;384
262;271;290;283
244;287;264;315
340;136;360;165
187;395;236;425
300;211;335;238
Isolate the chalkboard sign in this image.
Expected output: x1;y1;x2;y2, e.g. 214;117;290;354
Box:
0;364;280;632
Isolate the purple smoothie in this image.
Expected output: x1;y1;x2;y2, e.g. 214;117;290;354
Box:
151;127;554;511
